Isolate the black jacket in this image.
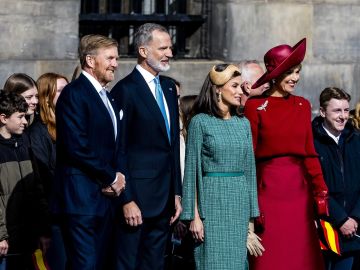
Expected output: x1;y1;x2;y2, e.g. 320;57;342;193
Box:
0;134;50;254
312;116;360;252
27;117;56;200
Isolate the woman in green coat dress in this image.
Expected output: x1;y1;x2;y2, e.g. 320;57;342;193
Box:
181;64;261;270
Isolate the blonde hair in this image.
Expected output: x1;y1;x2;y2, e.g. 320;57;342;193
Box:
351;102;360;130
36;73;68;141
79;34;118;68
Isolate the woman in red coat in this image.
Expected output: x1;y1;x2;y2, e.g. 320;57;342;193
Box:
244;38;328;270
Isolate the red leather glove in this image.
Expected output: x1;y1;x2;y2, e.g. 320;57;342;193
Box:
314;190;329;216
254;213;265;233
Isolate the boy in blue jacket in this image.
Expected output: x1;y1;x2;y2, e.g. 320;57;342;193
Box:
312;87;360;270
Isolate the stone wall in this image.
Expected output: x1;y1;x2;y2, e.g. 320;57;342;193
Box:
0;0;359;112
210;0;360;110
0;0;79;83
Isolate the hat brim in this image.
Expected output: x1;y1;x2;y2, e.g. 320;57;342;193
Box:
251;38;306;89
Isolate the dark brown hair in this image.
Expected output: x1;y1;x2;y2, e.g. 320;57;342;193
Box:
0;91;28;117
319;87;351;109
179;95;197;139
3;73;37;95
191;64;241;119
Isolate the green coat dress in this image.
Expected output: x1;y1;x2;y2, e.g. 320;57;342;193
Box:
181;113;259;270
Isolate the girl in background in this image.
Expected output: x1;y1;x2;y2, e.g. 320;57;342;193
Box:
28;72;68;270
3;73;38;126
179;95;197;181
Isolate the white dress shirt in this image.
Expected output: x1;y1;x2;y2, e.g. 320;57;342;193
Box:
136;65;170;127
322;123;341;144
82;70;117;138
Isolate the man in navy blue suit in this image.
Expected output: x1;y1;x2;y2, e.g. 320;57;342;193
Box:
111;23;182;270
55;34;125;269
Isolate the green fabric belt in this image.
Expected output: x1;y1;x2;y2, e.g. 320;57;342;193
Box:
204;172;244;177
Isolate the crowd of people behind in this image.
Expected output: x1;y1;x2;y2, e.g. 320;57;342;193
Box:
0;22;360;270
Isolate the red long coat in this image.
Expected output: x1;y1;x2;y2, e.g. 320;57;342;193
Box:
244;94;326;270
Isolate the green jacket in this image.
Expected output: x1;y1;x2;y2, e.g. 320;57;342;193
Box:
0;133;50;253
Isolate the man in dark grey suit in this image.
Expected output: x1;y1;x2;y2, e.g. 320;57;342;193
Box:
55;34;125;269
111;23;182;270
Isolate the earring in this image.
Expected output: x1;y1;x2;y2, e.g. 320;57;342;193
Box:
217;92;222;102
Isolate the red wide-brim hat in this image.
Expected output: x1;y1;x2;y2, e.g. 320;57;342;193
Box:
252;38;306;89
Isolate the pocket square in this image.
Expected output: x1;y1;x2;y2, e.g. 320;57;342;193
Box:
119;109;123;120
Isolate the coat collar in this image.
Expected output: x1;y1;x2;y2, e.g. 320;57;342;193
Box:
312;116;355;144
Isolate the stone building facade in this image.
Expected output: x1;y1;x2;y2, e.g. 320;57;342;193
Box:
0;0;359;111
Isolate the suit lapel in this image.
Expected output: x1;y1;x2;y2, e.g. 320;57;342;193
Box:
131;69;170;143
80;74;116;143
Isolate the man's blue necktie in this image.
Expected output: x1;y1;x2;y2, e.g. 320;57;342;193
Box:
100;88;116;138
154;76;170;142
